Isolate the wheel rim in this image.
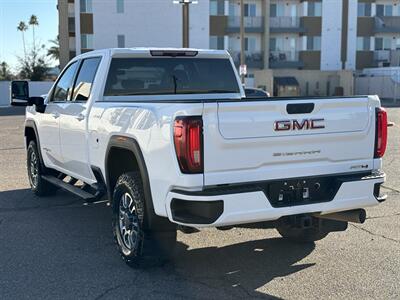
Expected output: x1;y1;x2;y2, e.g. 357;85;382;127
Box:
118;193;140;250
28;150;39;188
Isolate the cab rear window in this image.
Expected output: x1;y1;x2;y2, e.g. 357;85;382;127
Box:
104;58;240;96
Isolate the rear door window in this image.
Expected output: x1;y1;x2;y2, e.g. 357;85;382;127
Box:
72;57;101;101
104;58;240;96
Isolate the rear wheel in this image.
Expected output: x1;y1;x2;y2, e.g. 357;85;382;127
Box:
27;140;57;196
276;216;329;243
112;172;176;268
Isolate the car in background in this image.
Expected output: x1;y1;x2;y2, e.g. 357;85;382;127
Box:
244;87;270;98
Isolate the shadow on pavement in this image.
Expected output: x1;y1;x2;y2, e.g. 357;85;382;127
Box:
0;188;315;299
164;238;315;298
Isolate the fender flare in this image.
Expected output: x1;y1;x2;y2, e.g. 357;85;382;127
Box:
24;120;46;169
105;136;165;229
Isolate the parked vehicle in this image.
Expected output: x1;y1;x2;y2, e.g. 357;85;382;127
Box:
14;48;388;267
244;87;270;98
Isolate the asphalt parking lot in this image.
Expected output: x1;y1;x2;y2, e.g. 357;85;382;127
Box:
0;106;399;299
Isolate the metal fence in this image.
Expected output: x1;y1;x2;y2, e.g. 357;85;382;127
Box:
355;75;400;101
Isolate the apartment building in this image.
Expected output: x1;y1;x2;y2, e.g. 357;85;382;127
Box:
57;0;210;68
357;0;400;69
58;0;400;96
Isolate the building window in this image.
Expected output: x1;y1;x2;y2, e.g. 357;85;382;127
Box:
80;0;92;13
210;0;218;16
245;37;257;52
270;3;284;17
210;36;224;50
357;37;371;51
81;34;93;49
210;0;225;16
376;4;393;17
117;35;125;48
244;4;256;17
358;3;371;17
116;0;124;13
307;36;321;51
307;2;322;17
375;37;392;50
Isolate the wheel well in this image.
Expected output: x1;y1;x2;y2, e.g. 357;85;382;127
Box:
107;147;140;194
25;127;36;147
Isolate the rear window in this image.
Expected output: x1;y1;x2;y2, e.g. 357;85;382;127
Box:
104;58;240;96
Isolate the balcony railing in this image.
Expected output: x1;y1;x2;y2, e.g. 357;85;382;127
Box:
229;51;264;69
227;16;264;33
374;50;400;67
270;17;305;33
374;16;400;33
269;51;304;68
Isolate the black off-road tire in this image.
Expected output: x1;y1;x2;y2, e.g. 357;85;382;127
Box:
112;172;177;268
276;218;329;243
27;140;57;197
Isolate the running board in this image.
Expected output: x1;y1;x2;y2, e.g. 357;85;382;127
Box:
42;175;96;200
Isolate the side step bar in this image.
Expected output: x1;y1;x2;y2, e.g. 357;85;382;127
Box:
42;175;97;201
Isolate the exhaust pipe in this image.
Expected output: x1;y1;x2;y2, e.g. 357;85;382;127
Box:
315;209;366;224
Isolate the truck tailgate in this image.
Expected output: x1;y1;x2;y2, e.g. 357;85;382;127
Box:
203;97;376;186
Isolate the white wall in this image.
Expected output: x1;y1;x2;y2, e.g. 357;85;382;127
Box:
92;0;209;50
321;0;343;71
0;82;10;106
0;81;54;107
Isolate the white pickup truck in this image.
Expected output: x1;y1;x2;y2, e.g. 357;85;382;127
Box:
15;48;388;267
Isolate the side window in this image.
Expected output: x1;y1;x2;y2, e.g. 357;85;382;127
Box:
72;57;101;102
51;61;79;102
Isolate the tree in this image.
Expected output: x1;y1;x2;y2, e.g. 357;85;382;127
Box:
0;62;13;80
47;37;60;63
18;45;49;81
29;15;39;51
17;21;28;59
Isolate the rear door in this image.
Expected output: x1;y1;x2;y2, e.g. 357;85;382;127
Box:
58;57;102;182
203;97;375;186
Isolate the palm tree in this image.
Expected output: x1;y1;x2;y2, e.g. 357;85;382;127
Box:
17;21;28;59
29;15;39;51
47;37;60;63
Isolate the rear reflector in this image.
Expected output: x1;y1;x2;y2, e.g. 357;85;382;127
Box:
174;116;203;174
375;107;388;158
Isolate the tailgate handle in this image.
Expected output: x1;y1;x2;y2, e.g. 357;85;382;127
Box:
287;103;315;114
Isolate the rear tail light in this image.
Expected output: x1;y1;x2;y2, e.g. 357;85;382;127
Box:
375;107;388;158
174;116;203;174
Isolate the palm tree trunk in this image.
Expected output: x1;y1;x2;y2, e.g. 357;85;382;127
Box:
32;26;36;52
22;32;26;59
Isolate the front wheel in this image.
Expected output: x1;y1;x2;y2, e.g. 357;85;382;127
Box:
112;172;177;268
27;140;57;197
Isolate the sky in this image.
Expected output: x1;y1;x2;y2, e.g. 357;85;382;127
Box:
0;0;58;71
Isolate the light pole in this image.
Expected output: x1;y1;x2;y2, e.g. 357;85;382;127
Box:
173;0;198;48
240;0;246;84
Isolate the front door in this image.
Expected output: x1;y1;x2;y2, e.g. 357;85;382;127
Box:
38;61;79;170
59;57;102;182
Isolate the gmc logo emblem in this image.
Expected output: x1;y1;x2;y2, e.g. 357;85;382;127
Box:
274;119;325;131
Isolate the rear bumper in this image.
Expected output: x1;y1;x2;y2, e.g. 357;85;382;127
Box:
165;172;386;227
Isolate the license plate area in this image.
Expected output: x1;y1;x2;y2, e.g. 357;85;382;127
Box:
263;177;341;208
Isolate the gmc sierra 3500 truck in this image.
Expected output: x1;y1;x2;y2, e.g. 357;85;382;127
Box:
17;48;388;267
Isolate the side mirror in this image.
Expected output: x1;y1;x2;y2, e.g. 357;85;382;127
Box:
28;97;46;113
10;81;29;106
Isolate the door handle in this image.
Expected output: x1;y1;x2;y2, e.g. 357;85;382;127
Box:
51;112;60;119
75;113;85;121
